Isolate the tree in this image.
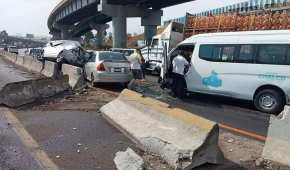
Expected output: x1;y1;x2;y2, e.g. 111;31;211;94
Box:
84;31;94;44
0;30;8;37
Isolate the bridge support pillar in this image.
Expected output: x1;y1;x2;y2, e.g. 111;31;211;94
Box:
112;15;127;48
61;28;72;40
142;10;162;45
51;32;62;40
144;26;157;46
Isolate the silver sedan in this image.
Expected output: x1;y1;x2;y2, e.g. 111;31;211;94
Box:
84;51;132;86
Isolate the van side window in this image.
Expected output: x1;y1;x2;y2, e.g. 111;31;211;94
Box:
257;45;287;65
199;45;214;61
286;48;290;64
199;45;235;62
238;45;255;63
221;46;235;62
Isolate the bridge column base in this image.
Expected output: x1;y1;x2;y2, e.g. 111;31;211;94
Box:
142;10;162;45
144;26;157;46
112;15;127;48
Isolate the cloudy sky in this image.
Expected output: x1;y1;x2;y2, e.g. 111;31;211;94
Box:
0;0;245;37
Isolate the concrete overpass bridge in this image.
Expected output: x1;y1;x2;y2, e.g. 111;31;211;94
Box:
48;0;193;48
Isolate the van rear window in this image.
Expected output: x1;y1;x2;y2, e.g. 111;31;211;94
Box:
257;45;287;65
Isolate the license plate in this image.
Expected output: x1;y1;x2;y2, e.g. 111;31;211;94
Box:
114;68;122;72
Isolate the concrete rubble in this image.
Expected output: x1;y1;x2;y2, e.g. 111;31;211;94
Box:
114;148;145;170
262;106;290;167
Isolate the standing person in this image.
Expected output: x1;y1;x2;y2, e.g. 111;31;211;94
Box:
136;49;146;79
128;49;144;80
171;51;189;98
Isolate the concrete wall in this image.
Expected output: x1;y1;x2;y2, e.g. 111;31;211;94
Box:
61;64;86;90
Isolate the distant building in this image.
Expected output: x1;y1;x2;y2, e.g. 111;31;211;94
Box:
26;34;34;39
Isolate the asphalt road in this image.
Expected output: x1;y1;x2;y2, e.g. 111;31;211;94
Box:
0;57;40;89
13;110;135;170
0;109;41;170
145;75;270;138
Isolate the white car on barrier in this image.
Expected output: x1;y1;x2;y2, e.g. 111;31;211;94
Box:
42;40;81;62
84;51;132;86
161;30;290;114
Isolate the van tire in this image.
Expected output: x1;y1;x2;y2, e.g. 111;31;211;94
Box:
254;89;284;114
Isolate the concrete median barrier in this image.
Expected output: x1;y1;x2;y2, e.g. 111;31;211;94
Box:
0;76;70;108
23;55;34;69
42;61;58;78
62;64;86;90
100;89;224;169
30;59;44;73
16;55;24;66
6;52;17;63
262;106;290;166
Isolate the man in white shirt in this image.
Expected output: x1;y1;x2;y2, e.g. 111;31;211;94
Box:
128;49;144;80
171;52;189;98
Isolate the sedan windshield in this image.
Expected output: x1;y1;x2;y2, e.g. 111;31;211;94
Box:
99;52;127;61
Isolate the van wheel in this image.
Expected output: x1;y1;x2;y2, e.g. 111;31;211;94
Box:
254;89;284;114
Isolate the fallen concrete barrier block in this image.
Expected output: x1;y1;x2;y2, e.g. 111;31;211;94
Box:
101;89;224;169
114;148;145;170
262;106;290;166
0;76;70;108
62;64;86;90
42;61;58;78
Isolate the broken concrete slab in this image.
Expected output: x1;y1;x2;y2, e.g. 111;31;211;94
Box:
0;76;70;108
114;148;144;170
101;89;224;169
262;106;290;166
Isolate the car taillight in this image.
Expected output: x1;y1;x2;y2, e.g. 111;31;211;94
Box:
96;63;106;71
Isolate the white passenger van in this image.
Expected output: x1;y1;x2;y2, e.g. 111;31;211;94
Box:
162;30;290;114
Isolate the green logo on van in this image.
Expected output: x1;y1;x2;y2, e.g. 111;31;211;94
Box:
258;73;287;81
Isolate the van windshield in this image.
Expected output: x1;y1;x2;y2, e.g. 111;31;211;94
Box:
170;44;195;62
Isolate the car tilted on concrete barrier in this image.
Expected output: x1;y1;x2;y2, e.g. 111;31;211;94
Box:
42;40;81;63
84;51;132;86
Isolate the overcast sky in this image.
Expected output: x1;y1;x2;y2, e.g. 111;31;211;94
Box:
0;0;245;37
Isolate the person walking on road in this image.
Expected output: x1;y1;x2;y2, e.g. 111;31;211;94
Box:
171;51;189;98
128;49;145;81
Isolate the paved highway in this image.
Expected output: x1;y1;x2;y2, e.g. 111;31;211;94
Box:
0;58;40;89
145;75;270;138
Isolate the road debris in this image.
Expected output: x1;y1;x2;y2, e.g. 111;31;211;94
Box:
227;138;234;143
114;148;145;170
